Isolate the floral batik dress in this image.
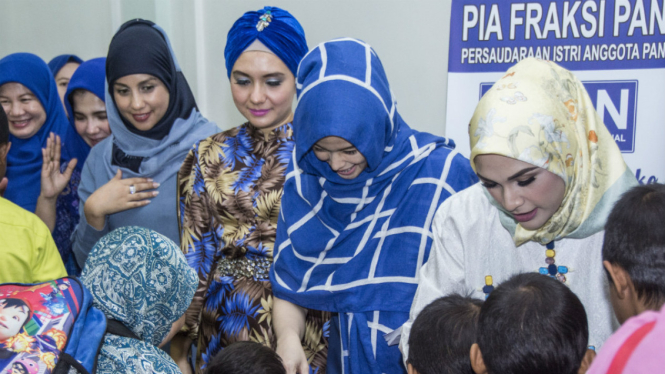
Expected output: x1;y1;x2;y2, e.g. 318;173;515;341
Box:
178;122;330;373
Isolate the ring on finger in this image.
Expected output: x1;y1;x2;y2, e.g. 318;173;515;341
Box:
129;184;136;195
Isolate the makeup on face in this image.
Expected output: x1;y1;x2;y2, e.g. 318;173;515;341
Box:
71;90;110;147
474;154;565;230
0;82;47;139
313;136;368;180
112;74;169;132
230;51;296;133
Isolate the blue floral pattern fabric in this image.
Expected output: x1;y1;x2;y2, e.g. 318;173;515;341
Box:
178;122;330;373
80;226;197;374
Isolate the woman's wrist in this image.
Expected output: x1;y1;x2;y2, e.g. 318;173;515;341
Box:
37;193;58;205
84;200;107;230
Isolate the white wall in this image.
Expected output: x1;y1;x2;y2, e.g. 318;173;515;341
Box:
0;0;453;137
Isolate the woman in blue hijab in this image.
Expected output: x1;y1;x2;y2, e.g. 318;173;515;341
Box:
71;19;218;270
0;53;88;213
269;39;478;374
81;226;197;374
176;7;329;373
35;57;109;276
48;54;83;114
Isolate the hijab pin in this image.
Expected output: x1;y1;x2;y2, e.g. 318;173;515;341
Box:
256;10;272;32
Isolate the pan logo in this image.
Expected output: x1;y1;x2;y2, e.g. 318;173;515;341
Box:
479;80;638;153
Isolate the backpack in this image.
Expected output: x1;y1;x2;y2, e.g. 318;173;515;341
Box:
0;277;138;374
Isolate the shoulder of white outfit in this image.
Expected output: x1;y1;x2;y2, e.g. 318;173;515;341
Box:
432;182;497;228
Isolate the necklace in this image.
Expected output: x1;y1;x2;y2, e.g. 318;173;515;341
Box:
539;241;569;283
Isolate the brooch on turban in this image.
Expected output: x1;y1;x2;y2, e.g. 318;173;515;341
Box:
256;10;272;32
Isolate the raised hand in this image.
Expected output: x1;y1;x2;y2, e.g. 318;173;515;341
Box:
35;133;78;231
41;133;77;200
84;169;160;230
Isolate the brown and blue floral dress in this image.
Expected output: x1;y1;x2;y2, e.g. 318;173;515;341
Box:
178;122;329;373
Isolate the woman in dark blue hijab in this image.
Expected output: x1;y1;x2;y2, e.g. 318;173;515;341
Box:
48;54;83;114
35;57;109;276
0;53;88;212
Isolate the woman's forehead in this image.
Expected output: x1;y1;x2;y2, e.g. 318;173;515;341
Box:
315;136;356;150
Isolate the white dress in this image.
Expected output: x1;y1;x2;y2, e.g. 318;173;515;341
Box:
399;183;617;361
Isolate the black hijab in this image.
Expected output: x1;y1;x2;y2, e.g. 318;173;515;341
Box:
106;19;197;140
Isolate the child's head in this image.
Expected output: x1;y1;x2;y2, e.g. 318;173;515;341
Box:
407;294;483;374
0;298;31;341
204;341;285;374
471;273;592;374
603;183;665;324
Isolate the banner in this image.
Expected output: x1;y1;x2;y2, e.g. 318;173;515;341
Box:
445;0;665;184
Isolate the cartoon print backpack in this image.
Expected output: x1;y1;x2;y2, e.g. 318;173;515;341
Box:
0;277;136;374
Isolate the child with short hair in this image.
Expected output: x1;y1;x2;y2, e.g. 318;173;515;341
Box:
204;341;286;374
470;273;595;374
602;183;665;324
406;294;482;374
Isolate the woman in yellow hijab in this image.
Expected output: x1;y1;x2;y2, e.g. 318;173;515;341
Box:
400;57;637;361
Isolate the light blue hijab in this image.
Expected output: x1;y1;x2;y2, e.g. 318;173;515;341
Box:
81;226;197;374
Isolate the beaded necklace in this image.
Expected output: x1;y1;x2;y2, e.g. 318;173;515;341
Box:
483;242;570;299
538;241;569;283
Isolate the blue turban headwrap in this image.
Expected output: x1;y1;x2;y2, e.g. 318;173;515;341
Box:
224;6;308;78
48;54;83;76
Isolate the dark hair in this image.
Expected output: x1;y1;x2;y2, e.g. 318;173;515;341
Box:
477;273;588;374
0;298;31;329
603;183;665;308
407;294;482;374
204;341;286;374
0;105;8;145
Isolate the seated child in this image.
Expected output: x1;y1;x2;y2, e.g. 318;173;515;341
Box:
407;294;482;374
470;273;595;374
80;226;197;374
602;183;665;324
205;341;286;374
0;106;66;284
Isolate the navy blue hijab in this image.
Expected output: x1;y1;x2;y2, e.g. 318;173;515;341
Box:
64;57;107;165
48;54;83;76
106;19;197;141
0;53;89;211
224;6;308;78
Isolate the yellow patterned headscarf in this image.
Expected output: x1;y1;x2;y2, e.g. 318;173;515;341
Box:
469;58;637;246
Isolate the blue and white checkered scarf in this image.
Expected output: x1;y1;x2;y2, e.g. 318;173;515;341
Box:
271;38;477;314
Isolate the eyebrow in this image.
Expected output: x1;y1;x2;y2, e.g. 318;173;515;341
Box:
232;71;285;79
476;166;539;183
114;77;158;87
312;144;356;152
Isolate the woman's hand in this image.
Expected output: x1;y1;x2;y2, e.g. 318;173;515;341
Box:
35;133;78;231
84;169;159;230
273;297;309;374
40;133;77;200
276;332;310;374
